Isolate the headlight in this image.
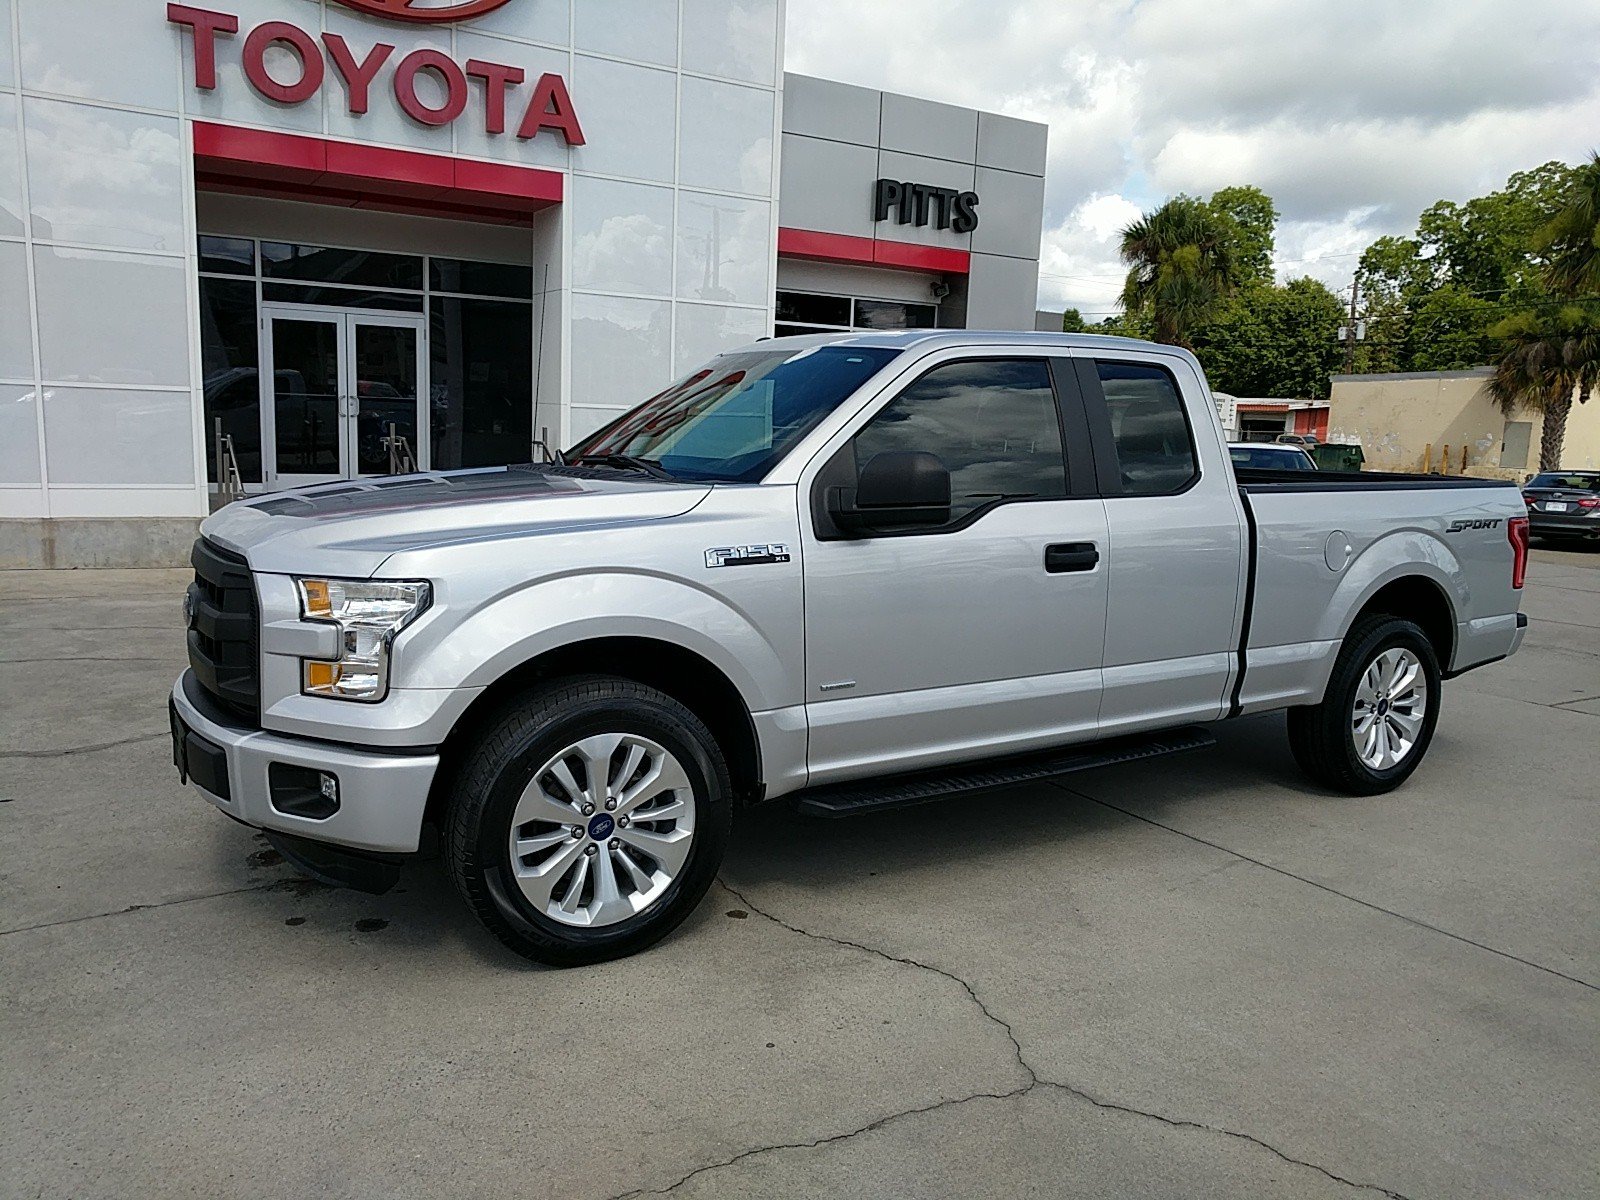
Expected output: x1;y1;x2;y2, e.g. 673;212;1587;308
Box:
296;578;431;702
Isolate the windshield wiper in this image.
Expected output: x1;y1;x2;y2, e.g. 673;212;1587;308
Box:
571;452;677;480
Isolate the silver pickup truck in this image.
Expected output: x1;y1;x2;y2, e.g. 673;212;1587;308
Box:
171;332;1530;965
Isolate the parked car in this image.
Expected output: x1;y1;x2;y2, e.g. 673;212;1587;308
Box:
1521;471;1600;544
171;332;1530;966
1229;442;1318;471
1276;432;1320;448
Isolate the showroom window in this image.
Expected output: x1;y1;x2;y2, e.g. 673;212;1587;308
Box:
197;236;536;486
775;289;938;338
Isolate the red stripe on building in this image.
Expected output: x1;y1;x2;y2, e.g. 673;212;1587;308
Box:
191;122;563;225
778;226;970;274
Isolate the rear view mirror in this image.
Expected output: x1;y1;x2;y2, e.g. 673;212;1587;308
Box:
829;450;951;534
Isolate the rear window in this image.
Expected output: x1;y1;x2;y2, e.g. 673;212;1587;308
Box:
1528;473;1600;491
1097;361;1198;495
1230;446;1315;471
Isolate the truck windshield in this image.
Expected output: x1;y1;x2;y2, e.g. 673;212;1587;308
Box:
568;344;901;482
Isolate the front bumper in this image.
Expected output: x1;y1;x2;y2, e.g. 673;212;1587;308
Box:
170;671;437;853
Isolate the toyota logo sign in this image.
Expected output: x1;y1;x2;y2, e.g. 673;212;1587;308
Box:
330;0;514;23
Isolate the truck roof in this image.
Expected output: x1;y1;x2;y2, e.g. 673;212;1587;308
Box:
733;329;1192;358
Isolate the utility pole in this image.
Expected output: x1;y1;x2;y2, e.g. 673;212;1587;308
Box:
1343;277;1361;374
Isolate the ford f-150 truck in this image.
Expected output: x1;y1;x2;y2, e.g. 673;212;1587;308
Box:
171;332;1530;965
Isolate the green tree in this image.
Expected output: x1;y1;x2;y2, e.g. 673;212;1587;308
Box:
1415;160;1575;301
1407;285;1500;371
1192;277;1345;398
1059;307;1088;333
1537;150;1600;298
1207;185;1278;285
1485;305;1600;470
1353;235;1433;372
1118;197;1242;349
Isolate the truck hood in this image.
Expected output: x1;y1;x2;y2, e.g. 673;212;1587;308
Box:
201;466;712;578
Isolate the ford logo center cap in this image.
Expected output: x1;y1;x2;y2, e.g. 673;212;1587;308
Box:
588;813;615;841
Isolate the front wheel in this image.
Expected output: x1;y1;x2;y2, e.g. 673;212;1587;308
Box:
1287;616;1441;795
445;677;731;966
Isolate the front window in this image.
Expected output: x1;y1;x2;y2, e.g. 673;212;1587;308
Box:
569;345;901;482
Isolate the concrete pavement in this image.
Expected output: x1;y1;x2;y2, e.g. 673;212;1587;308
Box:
2;550;1596;1199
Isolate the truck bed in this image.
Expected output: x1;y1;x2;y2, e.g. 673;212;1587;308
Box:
1234;468;1521;493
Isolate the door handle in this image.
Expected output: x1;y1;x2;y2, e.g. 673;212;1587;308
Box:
1044;542;1099;573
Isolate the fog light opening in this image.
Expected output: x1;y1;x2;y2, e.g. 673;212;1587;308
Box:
269;763;341;821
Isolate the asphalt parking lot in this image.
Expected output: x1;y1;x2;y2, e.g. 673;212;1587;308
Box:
2;548;1596;1199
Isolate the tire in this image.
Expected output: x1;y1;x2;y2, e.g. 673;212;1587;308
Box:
1286;615;1441;796
445;676;731;967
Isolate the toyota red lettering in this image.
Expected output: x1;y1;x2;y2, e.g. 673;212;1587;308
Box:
166;4;584;145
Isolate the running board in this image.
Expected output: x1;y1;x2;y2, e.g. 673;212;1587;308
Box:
793;726;1216;818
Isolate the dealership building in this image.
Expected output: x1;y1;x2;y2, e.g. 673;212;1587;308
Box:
0;0;1048;566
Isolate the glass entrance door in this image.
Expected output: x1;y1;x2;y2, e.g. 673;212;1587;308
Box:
262;307;427;489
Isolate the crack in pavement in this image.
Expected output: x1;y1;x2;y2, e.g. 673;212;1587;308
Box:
0;731;167;759
0;878;303;937
1052;781;1599;993
615;881;1412;1200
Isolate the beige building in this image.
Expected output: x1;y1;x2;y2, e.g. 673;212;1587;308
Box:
1328;369;1600;478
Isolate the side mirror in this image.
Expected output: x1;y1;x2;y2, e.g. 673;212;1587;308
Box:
829;450;951;534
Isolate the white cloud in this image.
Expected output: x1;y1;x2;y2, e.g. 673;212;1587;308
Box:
785;0;1600;316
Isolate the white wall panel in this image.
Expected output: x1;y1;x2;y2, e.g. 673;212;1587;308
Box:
18;0;180;112
673;301;765;375
574;0;677;67
0;239;33;379
571;175;674;296
0;382;41;486
43;387;195;485
676;191;769;306
568;55;676;183
23;98;185;252
678;76;772;194
0;93;21;238
569;293;672;412
32;247;190;386
451;34;571;168
0;0;14;88
682;0;780;86
178;0;329;135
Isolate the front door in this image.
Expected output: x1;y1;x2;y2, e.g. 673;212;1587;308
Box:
800;352;1110;785
262;307;428;489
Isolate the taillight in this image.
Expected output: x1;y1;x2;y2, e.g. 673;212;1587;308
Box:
1508;517;1529;589
1578;498;1599;509
1521;493;1535;507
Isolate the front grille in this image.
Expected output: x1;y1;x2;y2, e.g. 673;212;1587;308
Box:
186;539;259;726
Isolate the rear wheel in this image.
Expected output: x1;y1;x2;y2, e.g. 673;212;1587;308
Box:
445;677;731;966
1287;615;1440;795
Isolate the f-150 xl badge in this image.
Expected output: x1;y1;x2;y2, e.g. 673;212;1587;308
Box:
1446;518;1503;533
705;544;792;568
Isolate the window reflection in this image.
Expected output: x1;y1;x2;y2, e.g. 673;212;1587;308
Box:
853;359;1067;521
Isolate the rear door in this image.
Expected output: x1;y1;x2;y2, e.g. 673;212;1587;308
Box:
799;350;1109;784
1072;348;1247;734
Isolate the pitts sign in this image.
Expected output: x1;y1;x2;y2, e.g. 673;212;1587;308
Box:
166;5;585;145
873;178;979;233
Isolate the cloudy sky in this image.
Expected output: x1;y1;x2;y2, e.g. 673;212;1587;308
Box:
784;0;1600;320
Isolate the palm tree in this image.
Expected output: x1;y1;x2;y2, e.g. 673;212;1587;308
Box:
1118;198;1241;349
1486;306;1600;471
1537;150;1600;298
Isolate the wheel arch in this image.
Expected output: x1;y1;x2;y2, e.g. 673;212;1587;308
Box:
424;635;765;832
1344;574;1457;671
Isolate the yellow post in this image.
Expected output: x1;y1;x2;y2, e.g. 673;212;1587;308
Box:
1460;445;1469;473
1422;443;1433;474
1441;444;1451;475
